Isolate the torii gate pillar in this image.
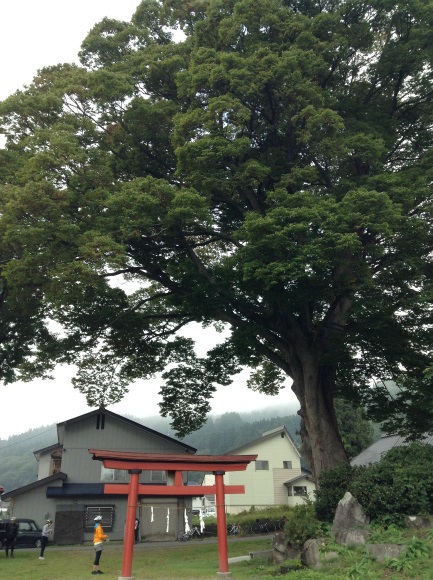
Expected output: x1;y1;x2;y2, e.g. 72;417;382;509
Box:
120;469;141;580
214;470;231;578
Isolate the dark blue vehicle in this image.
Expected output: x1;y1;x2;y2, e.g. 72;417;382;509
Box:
0;518;42;548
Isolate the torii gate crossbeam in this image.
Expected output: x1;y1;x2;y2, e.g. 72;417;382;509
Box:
89;449;257;580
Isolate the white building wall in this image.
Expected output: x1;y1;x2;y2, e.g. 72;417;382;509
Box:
37;451;53;480
224;431;302;514
287;477;317;506
273;468;301;504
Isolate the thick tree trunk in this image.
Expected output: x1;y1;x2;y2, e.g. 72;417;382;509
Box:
291;353;348;485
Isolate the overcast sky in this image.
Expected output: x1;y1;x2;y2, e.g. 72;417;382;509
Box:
0;1;297;439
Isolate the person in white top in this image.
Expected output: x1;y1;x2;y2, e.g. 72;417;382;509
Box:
39;519;53;560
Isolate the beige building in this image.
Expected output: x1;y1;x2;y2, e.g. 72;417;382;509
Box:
219;426;316;514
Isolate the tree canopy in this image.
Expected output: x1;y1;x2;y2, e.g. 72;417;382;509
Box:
0;0;432;480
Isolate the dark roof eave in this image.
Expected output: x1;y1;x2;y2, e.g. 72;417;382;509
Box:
1;472;67;500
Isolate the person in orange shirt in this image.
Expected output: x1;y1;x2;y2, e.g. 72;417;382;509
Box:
92;515;108;575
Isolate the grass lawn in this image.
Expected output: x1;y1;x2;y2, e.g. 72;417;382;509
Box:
3;531;433;579
0;538;271;580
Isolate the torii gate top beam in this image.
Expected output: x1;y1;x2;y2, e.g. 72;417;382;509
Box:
89;449;257;472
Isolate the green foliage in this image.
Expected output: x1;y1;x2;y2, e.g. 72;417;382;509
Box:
368;523;405;544
315;464;355;522
367;373;433;440
317;442;433;522
387;537;431;573
4;532;433;579
402;536;431;559
346;555;375;578
283;503;322;549
1;0;433;482
72;351;132;407
351;443;433;519
334;398;375;459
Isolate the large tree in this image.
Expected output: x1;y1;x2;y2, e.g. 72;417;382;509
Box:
0;148;59;382
1;0;432;480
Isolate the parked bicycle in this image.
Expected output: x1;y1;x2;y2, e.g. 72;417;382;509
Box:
277;516;288;531
177;526;203;541
227;523;242;535
250;519;276;534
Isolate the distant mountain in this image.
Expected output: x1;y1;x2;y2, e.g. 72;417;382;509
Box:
0;424;58;492
0;401;377;493
132;402;301;450
0;408;301;493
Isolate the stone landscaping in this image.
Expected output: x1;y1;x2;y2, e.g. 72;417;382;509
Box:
269;491;433;573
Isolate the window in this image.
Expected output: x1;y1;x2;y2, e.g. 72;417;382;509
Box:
283;461;292;469
19;522;37;531
255;460;269;470
150;470;167;483
51;457;62;474
50;449;62;475
100;467;127;483
96;412;105;429
85;506;114;531
294;486;307;496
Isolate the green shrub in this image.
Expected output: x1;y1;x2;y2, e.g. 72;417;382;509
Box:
368;523;405;543
351;443;433;519
316;442;433;523
284;503;322;549
315;463;355;521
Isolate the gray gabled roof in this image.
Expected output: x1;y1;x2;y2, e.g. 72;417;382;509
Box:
33;443;62;461
351;433;433;467
56;407;196;454
284;473;315;487
224;425;300;457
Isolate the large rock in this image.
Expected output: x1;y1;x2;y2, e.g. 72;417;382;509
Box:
404;515;433;529
331;492;370;544
301;539;321;569
366;543;405;562
335;528;370;546
272;532;300;564
301;538;340;569
272;532;289;564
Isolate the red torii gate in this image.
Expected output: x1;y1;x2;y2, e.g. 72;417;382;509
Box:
89;449;257;580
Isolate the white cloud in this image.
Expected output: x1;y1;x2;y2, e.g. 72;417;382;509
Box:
0;0;141;100
0;362;296;439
